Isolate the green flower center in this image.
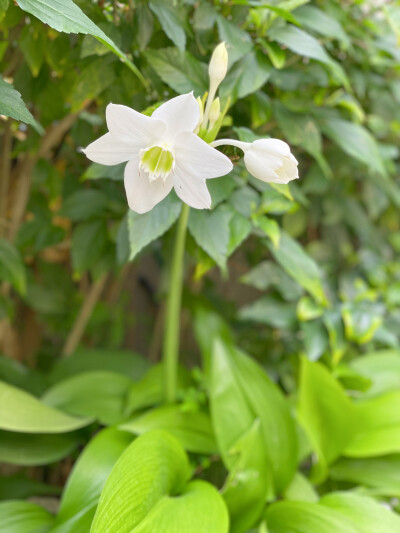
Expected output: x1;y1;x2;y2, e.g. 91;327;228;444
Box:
139;145;175;182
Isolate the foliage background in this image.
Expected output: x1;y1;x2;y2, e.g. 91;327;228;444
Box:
0;0;400;532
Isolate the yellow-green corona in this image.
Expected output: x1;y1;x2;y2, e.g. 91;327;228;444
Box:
139;145;175;182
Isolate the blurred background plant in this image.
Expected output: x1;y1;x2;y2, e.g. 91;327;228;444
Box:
1;1;400;532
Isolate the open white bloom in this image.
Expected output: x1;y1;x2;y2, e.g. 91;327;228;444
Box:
83;93;233;213
212;138;299;184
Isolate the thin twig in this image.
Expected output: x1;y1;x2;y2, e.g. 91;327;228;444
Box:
61;272;108;358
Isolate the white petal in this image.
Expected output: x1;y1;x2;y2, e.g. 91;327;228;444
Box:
244;150;282;183
152;93;200;136
174;132;233;179
173;168;211;209
124;159;173;214
253;138;291;157
83;133;136;165
106;103;165;147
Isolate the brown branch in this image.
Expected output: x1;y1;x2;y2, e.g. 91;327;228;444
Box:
61;272;108;358
0;120;12;238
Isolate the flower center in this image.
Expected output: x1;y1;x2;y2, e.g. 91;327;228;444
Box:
139;145;175;182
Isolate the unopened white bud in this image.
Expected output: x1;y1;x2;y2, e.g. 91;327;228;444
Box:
208;97;221;128
208;42;228;89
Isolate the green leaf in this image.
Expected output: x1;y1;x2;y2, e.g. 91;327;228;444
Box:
217;15;252;65
71;220;107;276
344;390;400;457
0;430;79;466
294;5;350;46
297;358;356;481
53;427;133;531
90;430;229;533
0;239;27;294
350;350;400;398
321;492;400;533
283;472;319;503
145;48;208;95
330;455;400;497
268;24;349;88
149;0;186;51
15;0;147;88
0;473;60;501
239;296;297;329
227;213;252;256
252;214;280;248
42;371;133;425
0;75;43;133
0;381;92;433
0;501;54;533
61;190;109;222
266;500;359;533
121;405;217;455
267;231;326;304
321;118;386;176
128;194;181;260
188;206;233;268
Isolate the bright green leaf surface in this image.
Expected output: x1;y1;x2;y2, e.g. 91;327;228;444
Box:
0;501;54;533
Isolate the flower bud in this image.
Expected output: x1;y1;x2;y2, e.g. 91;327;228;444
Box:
208;42;228;90
208;97;221;128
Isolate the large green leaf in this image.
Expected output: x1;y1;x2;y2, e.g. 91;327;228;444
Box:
149;0;186;51
267;232;326;304
90;430;229;533
42;371;133;425
0;239;27;294
0;430;79;466
0;76;43;133
350;350;400;398
0;501;54;533
121;405;217;455
53;428;133;532
294;5;350;46
15;0;147;87
128;194;181;260
0;381;92;433
297;358;356;481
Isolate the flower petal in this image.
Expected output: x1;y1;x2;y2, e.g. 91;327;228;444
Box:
174;132;233;179
83;133;136;165
152;93;200;136
244;150;281;183
173;168;211;209
124;159;173;214
106;103;165;147
253;138;291;157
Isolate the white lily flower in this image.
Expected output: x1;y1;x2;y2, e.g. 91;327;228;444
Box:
83;93;233;213
212;138;299;184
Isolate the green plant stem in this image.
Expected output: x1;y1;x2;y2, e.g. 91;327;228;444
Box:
163;202;190;403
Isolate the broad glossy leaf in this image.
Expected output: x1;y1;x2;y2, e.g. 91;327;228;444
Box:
0;239;26;294
121;405;217;454
15;0;146;87
53;428;133;530
350;350;400;398
0;76;42;133
42;371;132;425
149;0;186;51
90;430;229;533
267;232;326;304
128;194;181;260
0;381;91;433
0;430;79;466
0;501;54;533
297;358;356;481
321;492;400;533
283;473;319;503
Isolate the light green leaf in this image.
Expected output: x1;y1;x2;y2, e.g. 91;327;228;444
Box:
321;118;386;176
149;0;186;51
350;350;400;398
0;381;92;433
297;358;356;482
0;239;26;295
267;231;326;304
283;472;319;503
188;206;233;268
0;76;43;133
53;428;133;531
121;405;217;455
321;492;400;533
145;48;208;95
239;297;297;329
0;430;79;466
0;501;54;533
227;213;252;256
294;5;350;46
42;371;133;425
217;15;252;65
128;194;181;260
253;214;280;248
90;430;229;533
15;0;147;87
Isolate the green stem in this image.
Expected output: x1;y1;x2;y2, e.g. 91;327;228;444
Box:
163;203;190;403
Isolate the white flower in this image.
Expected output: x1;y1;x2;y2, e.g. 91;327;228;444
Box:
83;93;233;213
208;42;228;90
212;138;299;184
